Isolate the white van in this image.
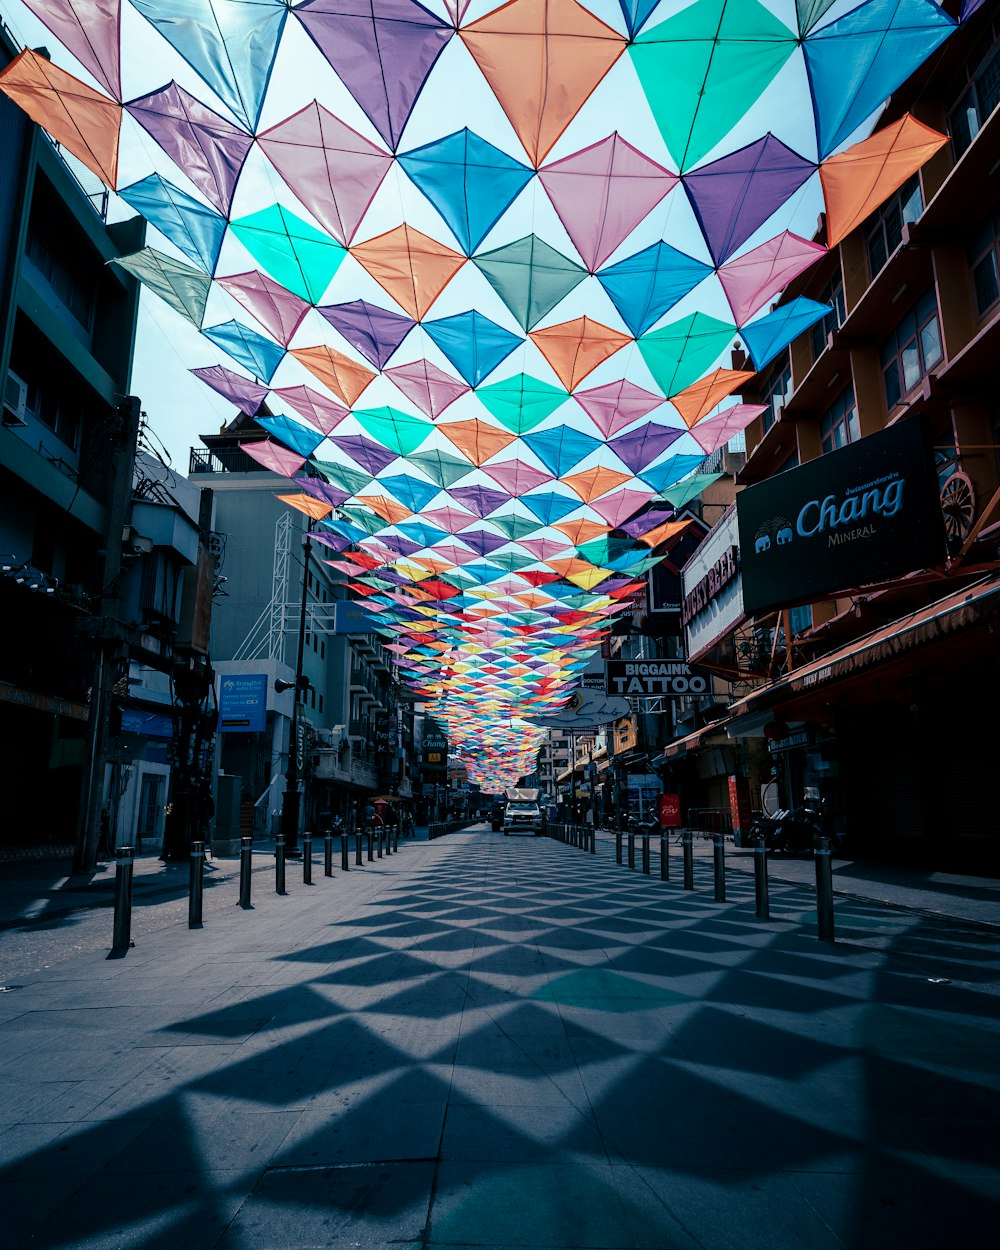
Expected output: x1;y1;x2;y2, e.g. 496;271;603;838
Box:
503;799;543;835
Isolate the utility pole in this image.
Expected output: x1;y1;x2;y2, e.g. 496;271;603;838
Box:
74;396;142;875
279;533;311;856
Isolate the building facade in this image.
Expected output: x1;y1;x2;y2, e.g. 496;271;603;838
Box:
677;3;1000;874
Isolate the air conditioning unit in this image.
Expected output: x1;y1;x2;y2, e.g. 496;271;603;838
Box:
2;372;29;427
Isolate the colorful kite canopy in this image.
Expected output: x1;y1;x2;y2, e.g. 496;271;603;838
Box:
0;0;960;787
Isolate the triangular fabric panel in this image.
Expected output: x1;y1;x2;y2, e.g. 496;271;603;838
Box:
23;0;121;99
684;133;816;266
119;174;226;272
819;113;949;247
126;81;252;215
216;271;312;347
398;128;533;254
290;344;377;406
0;50;120;186
718;231;828;324
740;296;832;369
293;0;453;150
688;403;766;453
239;439;305;475
229;204;346;304
573;379;664;438
460;0;627;167
529;317;632;391
384;359;470;417
319;299;414;368
257;413;326;457
352;405;433;455
422;310;523;387
636;312;736;397
257;101;393;245
130;0;288;130
114;247;211;326
804;0;956;159
631;0;797;172
670;367;755;427
351;224;466;319
522;425;602;476
272;384;349;434
597;241;712;337
538;132;678;272
203;320;285;381
473;235;587;331
476;374;568;433
191;364;269;415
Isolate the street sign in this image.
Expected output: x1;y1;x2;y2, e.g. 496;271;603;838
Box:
218;673;267;732
605;659;709;699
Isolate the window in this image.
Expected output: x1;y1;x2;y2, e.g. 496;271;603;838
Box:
820;387;859;454
787;604;813;636
810;274;846;360
880;289;943;410
25;226;97;331
970;205;1000;316
949;28;1000;159
760;359;792;434
865;175;922;278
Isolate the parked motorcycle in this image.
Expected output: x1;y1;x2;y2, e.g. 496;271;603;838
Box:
749;790;840;856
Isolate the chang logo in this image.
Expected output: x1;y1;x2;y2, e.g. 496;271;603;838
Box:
753;517;792;555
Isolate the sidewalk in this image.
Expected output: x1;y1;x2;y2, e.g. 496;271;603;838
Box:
0;829;997;1249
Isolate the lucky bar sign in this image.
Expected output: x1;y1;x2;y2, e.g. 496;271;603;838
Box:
606;660;709;698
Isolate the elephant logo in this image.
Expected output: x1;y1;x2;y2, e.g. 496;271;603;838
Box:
754;518;792;555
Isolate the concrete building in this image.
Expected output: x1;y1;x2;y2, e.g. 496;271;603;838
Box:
677;3;1000;873
0;22;145;858
190;412;417;845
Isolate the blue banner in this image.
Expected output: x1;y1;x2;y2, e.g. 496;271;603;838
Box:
219;673;268;733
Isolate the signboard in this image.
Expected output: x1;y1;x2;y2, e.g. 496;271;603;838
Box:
526;688;632;729
728;775;753;845
647;514;710;613
681;506;745;661
658;793;682;828
606;659;710;698
736;419;946;617
218;673;267;732
121;708;174;738
423;728;448;776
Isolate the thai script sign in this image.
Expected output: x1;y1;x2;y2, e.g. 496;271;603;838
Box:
736;419;945;617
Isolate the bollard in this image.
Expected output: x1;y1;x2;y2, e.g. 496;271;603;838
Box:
627;830;635;870
753;834;770;919
367;828;374;862
682;829;694;890
376;826;383;858
393;823;399;852
815;836;835;942
275;832;286;894
341;831;350;872
239;836;253;909
713;832;726;902
189;840;205;927
660;833;670;882
641;833;650;875
302;831;312;884
110;845;134;955
615;830;623;865
324;832;333;877
355;828;363;866
385;825;391;856
590;827;596;854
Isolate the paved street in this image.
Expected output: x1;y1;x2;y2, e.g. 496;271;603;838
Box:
1;827;998;1249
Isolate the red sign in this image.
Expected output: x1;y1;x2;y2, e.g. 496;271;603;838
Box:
728;775;753;841
658;793;682;828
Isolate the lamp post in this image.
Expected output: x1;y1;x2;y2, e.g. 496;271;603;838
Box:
279;534;312;857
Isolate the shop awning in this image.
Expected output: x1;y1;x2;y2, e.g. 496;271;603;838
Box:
726;570;1000;729
663;725;733;759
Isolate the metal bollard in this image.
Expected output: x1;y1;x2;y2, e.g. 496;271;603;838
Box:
753;834;770;919
627;831;635;870
590;827;596;854
682;829;694;890
189;840;205;927
324;832;333;877
660;834;670;881
393;824;399;851
385;825;391;856
355;829;363;866
641;833;650;875
111;845;134;955
815;836;835;942
239;836;253;908
302;831;312;884
615;830;623;865
275;832;286;894
713;832;726;902
367;828;374;862
341;831;350;872
376;827;383;858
